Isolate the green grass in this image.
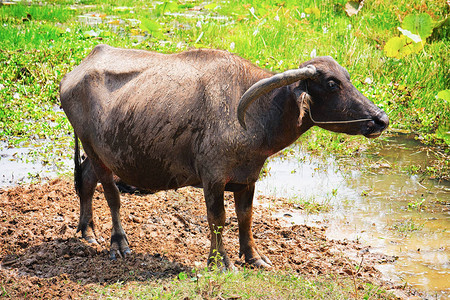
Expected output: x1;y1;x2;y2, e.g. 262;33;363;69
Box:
0;2;447;182
93;268;395;299
285;194;332;214
0;0;447;186
1;1;448;147
0;3;75;23
0;0;448;157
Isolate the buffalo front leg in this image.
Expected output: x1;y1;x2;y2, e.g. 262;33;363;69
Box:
91;162;131;260
234;183;272;268
76;157;98;244
203;182;232;269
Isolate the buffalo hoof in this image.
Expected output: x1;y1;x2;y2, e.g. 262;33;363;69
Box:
247;256;272;269
110;247;131;260
84;236;98;244
77;222;97;244
252;258;272;269
110;234;131;260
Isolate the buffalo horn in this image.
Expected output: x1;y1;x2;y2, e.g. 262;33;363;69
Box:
237;65;316;129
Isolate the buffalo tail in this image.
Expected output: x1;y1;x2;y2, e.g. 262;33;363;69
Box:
74;132;82;196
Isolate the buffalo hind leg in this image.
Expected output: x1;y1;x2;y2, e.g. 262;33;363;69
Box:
203;181;232;269
76;157;98;244
90;161;131;260
234;183;272;268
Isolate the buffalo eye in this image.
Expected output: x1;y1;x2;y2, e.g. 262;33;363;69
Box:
327;80;339;91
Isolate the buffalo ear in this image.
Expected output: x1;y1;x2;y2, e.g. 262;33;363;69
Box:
238;65;316;129
293;87;311;127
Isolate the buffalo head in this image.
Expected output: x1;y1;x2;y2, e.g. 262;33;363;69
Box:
237;56;389;138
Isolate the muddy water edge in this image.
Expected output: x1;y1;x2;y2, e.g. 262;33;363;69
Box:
256;133;449;298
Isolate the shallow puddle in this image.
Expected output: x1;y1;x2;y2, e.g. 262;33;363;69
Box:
0;142;72;188
256;135;449;298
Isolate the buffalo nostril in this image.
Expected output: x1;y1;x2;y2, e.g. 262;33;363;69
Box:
374;111;389;131
366;120;375;134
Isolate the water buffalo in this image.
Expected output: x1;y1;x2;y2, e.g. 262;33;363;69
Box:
60;44;388;268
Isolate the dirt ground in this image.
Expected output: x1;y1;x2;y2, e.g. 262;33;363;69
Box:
0;179;418;299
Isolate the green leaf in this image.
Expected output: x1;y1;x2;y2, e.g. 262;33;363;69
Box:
432;16;449;38
305;7;320;17
154;1;179;16
311;7;320;17
194;43;208;48
401;13;434;39
178;272;187;281
139;19;164;39
400;39;423;56
99;30;114;38
437;90;450;102
384;36;423;59
384;36;406;58
164;1;179;12
204;3;218;10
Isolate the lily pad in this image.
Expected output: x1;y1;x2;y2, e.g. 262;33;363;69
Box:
384;35;423;59
139;18;164;39
401;13;434;39
437;90;450;102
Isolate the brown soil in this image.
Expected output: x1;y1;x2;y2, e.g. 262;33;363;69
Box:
0;179;414;299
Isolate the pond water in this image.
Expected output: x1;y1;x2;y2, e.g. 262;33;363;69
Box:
256;134;449;298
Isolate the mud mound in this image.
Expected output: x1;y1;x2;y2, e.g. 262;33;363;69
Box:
0;179;399;298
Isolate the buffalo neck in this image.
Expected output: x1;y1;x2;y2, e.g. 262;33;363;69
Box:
246;84;313;155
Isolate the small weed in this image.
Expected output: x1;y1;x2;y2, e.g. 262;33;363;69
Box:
177;271;187;281
1;285;9;298
390;218;425;234
210;225;224;268
331;188;338;197
360;190;370;197
407;198;426;210
208;248;224;271
289;195;331;213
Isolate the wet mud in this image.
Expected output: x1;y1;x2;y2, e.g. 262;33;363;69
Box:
0;179;417;298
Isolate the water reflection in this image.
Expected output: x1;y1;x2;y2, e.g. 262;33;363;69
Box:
256;135;449;297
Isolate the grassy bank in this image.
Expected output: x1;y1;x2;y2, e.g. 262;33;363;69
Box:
93;268;395;299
